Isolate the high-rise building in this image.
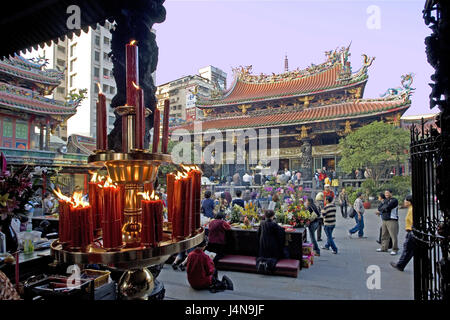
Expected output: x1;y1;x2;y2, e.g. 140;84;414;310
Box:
66;23;117;138
23;39;70;141
23;23;118;140
156;66;226;125
198;65;227;90
156;75;214;125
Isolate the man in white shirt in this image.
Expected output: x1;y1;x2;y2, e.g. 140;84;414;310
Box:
242;172;252;186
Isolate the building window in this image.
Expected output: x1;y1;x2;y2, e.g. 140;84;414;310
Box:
178;105;182;110
103;37;110;46
70;44;76;57
57;45;66;53
95;35;100;46
2;118;13;138
109;86;115;94
70;74;76;87
69;58;76;72
94;84;99;93
94;67;99;78
103;84;108;93
94;51;100;61
103;68;109;77
103;52;109;61
57;59;65;67
57;87;65;94
15;121;28;140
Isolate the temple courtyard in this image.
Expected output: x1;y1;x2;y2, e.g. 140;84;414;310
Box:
159;208;413;300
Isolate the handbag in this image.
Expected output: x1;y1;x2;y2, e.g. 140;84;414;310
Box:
348;207;357;218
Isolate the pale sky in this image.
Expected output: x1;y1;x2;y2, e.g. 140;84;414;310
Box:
154;0;436;116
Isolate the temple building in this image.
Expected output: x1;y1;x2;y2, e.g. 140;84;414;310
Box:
172;46;413;180
0;54;92;193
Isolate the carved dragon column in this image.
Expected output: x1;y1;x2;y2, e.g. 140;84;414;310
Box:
108;1;166;152
300;139;313;182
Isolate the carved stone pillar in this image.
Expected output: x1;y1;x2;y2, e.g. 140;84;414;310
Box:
39;125;44;150
300;139;312;181
45;124;50;150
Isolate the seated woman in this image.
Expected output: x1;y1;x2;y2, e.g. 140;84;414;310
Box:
256;210;286;273
186;239;233;293
207;212;231;265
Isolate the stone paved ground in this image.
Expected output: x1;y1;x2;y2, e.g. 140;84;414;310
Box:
158;208;413;300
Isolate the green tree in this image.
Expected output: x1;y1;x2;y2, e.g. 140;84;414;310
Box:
338;121;410;188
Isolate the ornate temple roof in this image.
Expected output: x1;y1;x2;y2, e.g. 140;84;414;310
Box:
197;46;375;108
0;81;78;117
173;96;410;133
0;55;64;88
67;134;96;155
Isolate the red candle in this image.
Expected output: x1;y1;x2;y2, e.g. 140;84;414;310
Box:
166;173;175;223
152;108;160;153
134;83;145;150
88;182;99;230
184;174;192;237
96;85;107;150
172;176;184;240
102;184;121;249
117;184;125;226
141;199;156;247
126;40;138;107
155;200;164;243
161;99;170;154
58;199;70;243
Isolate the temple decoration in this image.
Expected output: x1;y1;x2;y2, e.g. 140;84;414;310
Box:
238;104;251;114
298;96;315;108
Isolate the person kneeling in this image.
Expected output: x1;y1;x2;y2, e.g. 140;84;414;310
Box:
186;239;233;293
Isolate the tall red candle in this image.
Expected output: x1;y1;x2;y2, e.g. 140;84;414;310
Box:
161;99;170;154
102;184;122;249
152;108;160;153
184;175;192;237
58;200;70;243
155;200;164;243
166;173;175;222
134;83;145;150
96;86;107;150
141;198;155;247
126;40;138;107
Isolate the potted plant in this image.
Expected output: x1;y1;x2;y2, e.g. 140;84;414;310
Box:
0;165;39;253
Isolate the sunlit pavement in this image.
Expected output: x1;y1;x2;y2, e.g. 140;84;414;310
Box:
158;208;413;300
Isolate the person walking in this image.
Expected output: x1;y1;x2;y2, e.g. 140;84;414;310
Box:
321;196;338;254
306;197;321;256
338;188;349;218
331;173;339;195
348;192;366;238
315;192;324;241
377;189;399;255
391;194;414;271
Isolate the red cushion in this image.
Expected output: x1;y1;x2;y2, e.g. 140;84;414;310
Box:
216;255;299;278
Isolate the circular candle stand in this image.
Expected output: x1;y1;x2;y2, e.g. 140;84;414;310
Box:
51;151;205;300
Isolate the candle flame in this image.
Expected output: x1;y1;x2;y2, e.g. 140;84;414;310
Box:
132;81;139;89
52;188;89;208
102;176;117;188
175;171;188;180
96;83;102;94
72;191;89;208
138;190;159;200
129;40;137;45
53;188;71;202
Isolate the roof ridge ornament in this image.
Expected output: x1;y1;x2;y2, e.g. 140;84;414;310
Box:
380;73;415;102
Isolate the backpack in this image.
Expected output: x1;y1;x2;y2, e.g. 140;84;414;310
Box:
348;207;357;218
256;257;277;274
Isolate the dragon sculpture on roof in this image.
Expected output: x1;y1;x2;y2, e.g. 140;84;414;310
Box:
380;73;415;102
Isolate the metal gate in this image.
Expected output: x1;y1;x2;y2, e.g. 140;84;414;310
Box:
410;120;449;300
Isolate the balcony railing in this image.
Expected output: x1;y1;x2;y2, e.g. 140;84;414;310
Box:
0;147;88;167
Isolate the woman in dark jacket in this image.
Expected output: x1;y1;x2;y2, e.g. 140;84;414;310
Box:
256;210;286;272
376;193;392;248
306;197;321;256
